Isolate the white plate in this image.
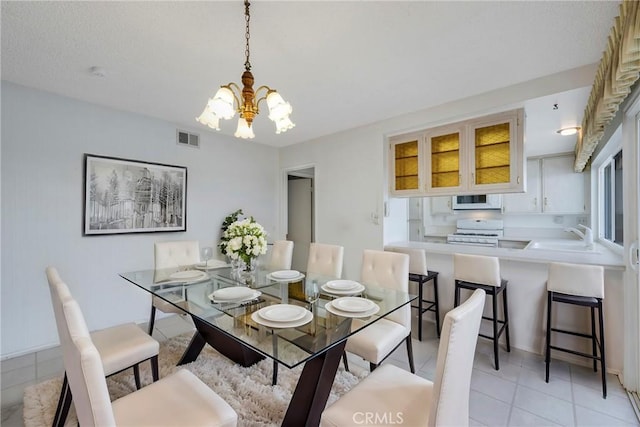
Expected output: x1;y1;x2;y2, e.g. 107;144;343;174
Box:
257;304;307;322
169;270;206;281
325;301;380;318
271;270;301;279
251;310;313;329
266;272;305;282
332;297;375;313
321;283;365;295
325;279;362;290
209;287;261;302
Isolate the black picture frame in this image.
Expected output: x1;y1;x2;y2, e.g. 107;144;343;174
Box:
83;154;187;235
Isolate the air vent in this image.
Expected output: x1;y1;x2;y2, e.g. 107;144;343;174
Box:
176;130;200;148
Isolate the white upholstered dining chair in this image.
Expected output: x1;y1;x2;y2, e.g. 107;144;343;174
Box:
344;249;414;373
148;240;200;334
306;242;344;277
321;288;486;427
59;297;238;427
46;266;160;427
268;240;294;270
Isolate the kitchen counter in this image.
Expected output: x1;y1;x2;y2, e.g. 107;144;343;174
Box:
385;239;625;375
394;238;624;269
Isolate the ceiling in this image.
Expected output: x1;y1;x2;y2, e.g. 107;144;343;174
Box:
1;1;620;150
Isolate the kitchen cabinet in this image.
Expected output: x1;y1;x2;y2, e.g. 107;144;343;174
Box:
466;109;525;194
430;196;453;214
424;124;465;195
503;159;540;213
503;154;586;214
390;109;525;197
541;155;586;214
389;132;424;196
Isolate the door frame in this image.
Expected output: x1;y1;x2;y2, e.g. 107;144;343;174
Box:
280;163;316;245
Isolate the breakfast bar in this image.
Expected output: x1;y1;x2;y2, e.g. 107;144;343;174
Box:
386;239;625;374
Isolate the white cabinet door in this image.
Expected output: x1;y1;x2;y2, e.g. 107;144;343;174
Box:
541;155;586;214
503;159;541;213
430;196;453;214
408;197;423;220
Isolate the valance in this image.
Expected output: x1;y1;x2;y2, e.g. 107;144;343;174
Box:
575;0;640;172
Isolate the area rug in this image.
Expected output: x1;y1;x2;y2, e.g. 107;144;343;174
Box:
23;332;367;427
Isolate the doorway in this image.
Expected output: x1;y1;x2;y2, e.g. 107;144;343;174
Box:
287;167;315;272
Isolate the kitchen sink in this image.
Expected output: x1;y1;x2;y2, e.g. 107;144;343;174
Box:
525;240;601;254
497;239;530;250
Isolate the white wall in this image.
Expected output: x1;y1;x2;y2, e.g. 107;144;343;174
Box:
279;65;596;278
1;82;279;358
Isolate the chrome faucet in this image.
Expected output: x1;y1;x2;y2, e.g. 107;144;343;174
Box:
564;224;594;249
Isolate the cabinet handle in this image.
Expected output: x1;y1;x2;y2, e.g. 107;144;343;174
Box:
517;176;521;184
534;197;537;207
447;199;451;208
544;197;548;207
471;172;475;184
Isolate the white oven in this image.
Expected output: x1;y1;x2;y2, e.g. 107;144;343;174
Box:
452;194;502;210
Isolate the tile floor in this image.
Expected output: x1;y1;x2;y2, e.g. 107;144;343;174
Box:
2;315;638;426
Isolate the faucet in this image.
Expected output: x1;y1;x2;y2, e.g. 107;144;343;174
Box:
564;224;594;249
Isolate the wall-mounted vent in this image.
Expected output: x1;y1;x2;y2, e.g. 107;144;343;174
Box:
176;130;200;148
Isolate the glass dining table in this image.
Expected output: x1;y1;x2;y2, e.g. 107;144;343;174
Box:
120;264;415;427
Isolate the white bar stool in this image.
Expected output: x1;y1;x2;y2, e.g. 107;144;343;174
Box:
545;261;606;398
386;246;440;340
454;253;511;370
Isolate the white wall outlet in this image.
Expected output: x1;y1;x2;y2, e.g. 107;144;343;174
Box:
553;215;564;224
576;216;588;226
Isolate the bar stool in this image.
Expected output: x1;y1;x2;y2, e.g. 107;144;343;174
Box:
545;262;606;398
454;253;510;370
386;246;440;339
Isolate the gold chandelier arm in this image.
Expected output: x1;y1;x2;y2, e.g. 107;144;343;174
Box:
221;83;242;108
254;85;275;109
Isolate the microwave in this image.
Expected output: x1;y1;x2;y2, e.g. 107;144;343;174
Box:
452;194;502;210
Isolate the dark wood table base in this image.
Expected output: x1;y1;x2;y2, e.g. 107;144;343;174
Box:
177;316;265;367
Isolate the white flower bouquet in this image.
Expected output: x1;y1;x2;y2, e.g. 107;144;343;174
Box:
220;218;268;267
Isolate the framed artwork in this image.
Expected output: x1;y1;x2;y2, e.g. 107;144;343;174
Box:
83;154;187;235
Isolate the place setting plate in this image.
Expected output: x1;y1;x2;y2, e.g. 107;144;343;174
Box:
266;270;305;282
168;270;209;283
208;287;262;303
321;279;365;295
325;296;380;318
251;304;313;328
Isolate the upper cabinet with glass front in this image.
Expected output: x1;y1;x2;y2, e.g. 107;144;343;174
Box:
389;108;525;197
466;109;525;194
389;132;424;196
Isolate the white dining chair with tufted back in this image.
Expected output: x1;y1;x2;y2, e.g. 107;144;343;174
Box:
306;242;344;278
149;240;200;334
343;249;414;373
46;266;160;427
321;289;486;427
268;240;294;270
59;297;238;427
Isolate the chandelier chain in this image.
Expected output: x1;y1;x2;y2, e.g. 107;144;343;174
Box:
244;0;251;71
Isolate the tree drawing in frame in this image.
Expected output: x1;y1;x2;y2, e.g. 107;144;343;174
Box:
84;154;187;235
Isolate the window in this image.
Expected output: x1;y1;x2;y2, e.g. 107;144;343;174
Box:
601;149;623;245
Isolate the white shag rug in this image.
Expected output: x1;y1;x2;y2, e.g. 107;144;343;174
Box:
23;332;367;427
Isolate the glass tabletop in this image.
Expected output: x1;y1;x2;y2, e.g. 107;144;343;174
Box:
120;266;416;369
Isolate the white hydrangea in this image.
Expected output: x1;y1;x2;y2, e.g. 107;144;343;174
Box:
219;218;268;265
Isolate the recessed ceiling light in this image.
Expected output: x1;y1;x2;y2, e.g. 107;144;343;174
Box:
556;126;581;136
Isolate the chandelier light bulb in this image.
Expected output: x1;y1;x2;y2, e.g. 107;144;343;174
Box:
234;117;255;139
195;106;221;130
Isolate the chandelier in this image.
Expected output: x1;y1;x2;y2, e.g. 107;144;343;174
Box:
196;0;294;139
